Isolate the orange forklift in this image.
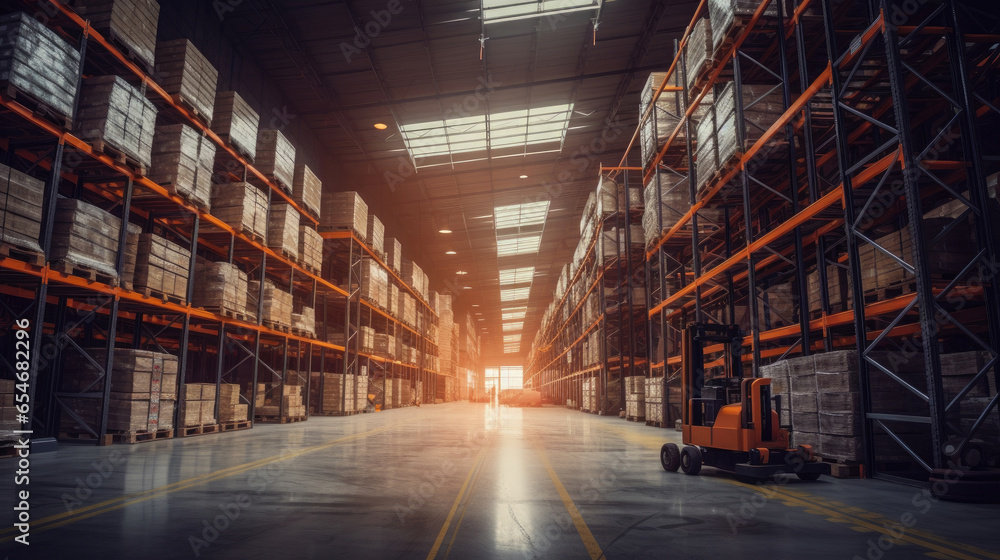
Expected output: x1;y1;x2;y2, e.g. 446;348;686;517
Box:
660;323;829;482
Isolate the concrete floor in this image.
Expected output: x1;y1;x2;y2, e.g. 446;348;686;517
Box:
2;403;998;559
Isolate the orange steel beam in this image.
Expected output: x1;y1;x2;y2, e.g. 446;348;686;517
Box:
534;316;602;374
43;0;317;226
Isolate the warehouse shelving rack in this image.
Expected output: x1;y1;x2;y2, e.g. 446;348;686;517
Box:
0;0;441;444
592;0;999;484
524;175;647;415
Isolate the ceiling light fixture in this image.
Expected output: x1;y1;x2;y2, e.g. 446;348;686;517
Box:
439;228;452;234
463;286;472;290
374;123;388;130
519;174;528;179
456;270;468;275
445;250;457;255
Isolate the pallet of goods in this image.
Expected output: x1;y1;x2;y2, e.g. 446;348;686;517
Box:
385;236;402;273
192;260;249;319
49;198;131;283
211;181;269;242
0;12;82;127
212;90;259;161
0;380;17;443
292;159;322;220
298;225;323;273
367;214;385;256
0;163;45;259
76;75;157;171
255;383;306;421
685;17;712;92
133;233;192;303
74;0;159;73
709;0;783;52
255;129;296;193
218;383;249;426
291;304;315;338
321;191;368;240
360;257;389;309
644;380;664;426
312;373;359;414
267;203;300;261
60;349;178;443
624;376;646;421
248;278;293;331
155;39;218;126
640;71;685;167
181;383;218;432
146;123;216;211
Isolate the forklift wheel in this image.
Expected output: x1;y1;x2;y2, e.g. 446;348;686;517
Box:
796;472;822;481
661;443;680;472
680;446;703;475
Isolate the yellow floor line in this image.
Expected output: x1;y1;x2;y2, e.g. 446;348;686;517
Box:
0;425;393;542
443;444;492;559
537;447;605;560
589;418;998;560
426;444;490;560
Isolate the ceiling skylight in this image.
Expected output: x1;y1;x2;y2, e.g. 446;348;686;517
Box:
494;201;550;231
502;307;527;320
500;287;531;302
482;0;599;24
496;235;542;257
398;105;573;168
503;334;522;343
504;343;520;353
499;267;535;285
503;322;524;332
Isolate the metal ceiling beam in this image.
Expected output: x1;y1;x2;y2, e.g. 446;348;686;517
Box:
602;0;670;126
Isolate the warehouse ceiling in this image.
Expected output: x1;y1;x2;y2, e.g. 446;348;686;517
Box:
223;0;699;361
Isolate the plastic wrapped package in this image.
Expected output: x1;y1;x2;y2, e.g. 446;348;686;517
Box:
685;17;712;91
292;159;322;219
385;236;402;272
267;203;300;261
248;278;293;328
76;75;157;167
0;12;81;122
640;71;685;166
49;198;127;279
321;191;368;240
595;175;619;216
133;233;192;300
147;123;216;211
579;191;597;235
212;90;260;159
192;260;249;316
0;163;45;253
367;214;385;256
211;181;269;241
155;39;218;126
298;225;324;272
255;129;296;191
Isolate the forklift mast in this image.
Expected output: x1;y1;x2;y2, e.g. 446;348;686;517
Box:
680;323;745;427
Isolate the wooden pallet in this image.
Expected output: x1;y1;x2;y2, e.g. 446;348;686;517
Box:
264;174;293;197
49;260;117;286
317;225;365;241
180;423;221;437
626;416;646;422
311;410;361;417
201;306;251;322
216;133;256;164
170;94;211;128
110;428;173;444
254;414;307;424
136;286;186;305
159;182;210;213
291;327;316;338
91;139;148;176
645;420;669;428
0;243;45;267
821;458;862;479
864;280;917;304
219;419;252;431
227;225;265;245
1;83;73;130
263;320;291;333
59;431;114;446
106;29;155;75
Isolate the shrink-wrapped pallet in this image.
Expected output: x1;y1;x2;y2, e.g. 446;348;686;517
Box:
49;198;128;279
385;236;402;272
367;214;385;256
291;304;315;337
267;203;300;261
212;90;259;160
0;12;81;123
211;181;269;241
119;223;141;291
298;225;324;273
595;175;618;217
74;0;159;72
255;129;296;192
133;233;192;301
155;39;218;126
321;191;368;240
0;163;44;254
709;0;782;51
685;17;712;91
292;160;322;219
192;260;248;317
360;257;388;309
147;123;216;211
642;169;690;247
640;71;685;166
218;383;248;422
76;75;157;168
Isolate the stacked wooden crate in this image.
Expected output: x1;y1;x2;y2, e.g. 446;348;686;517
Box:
212;91;259;161
385;236;402;273
0;163;45;255
644;379;664;425
218;383;248;423
359;326;376;353
399;291;417;327
291;304;315;337
192;260;248;318
255;129;296;193
49;198;126;281
367;214;385;256
155;39;218;126
292;160;322;219
255;383;305;419
321;191;368;240
402;260;429;300
181;383;217;427
211;182;269;242
267;203;300;261
77;75;157;169
0;12;82;124
248;279;293;330
75;0;159;73
387;283;400;317
360;257;389;309
133;233;192;302
298;226;323;273
147;124;216;211
625;376;646;421
313;373;358;414
61;349;178;435
375;333;396;359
